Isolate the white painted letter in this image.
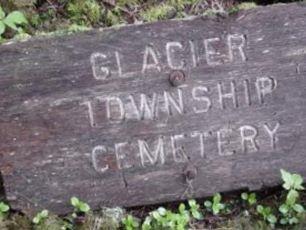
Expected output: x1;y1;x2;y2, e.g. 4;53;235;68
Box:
142;45;161;73
115;51;122;77
171;134;188;163
166;41;184;69
191;131;206;158
92;145;109;173
115;142;132;169
81;100;96;127
204;37;222;66
240;125;259;153
263;122;280;149
217;81;238;109
228;34;247;62
129;93;158;120
138;137;165;167
90;53;111;80
256;77;277;104
189;40;198;67
164;89;184;115
192;86;211;113
106;97;125;122
217;128;234;156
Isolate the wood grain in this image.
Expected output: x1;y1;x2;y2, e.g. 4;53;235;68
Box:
1;3;306;215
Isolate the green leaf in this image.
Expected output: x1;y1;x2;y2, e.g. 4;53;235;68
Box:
70;197;79;207
241;193;248;200
281;169;304;191
178;203;185;214
280;218;288;225
204;200;212;208
287;190;299;205
293;204;304;213
79;202;90;213
267;214;277;224
212;205;220;215
249;193;257;205
157;207;166;216
3;11;28;31
0;6;5;20
0;21;5;36
213;193;222;204
279;204;289;214
289;217;299;225
291;174;304;190
256;205;264;214
0;202;9;213
152;211;160;220
192;210;203;220
32;216;40;224
41;210;49;217
188;199;196;207
281;169;293;190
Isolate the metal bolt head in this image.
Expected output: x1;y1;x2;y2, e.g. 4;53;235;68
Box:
169;70;186;87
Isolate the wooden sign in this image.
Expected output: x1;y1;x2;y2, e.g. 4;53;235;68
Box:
1;3;306;215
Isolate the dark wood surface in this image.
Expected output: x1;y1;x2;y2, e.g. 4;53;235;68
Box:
1;3;306;215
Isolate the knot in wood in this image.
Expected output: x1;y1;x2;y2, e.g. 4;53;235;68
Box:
169;70;186;87
183;165;197;181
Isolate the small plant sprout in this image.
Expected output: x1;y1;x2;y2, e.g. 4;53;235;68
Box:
0;202;9;218
279;169;305;225
241;192;257;206
70;197;90;216
256;205;277;227
281;169;304;191
32;209;49;224
141;204;190;230
0;6;28;39
204;193;225;215
122;214;139;230
188;199;203;220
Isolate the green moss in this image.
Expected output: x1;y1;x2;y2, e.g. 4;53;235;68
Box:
102;8;123;27
8;0;37;8
203;9;217;17
115;0;141;8
67;0;102;26
237;2;257;10
140;4;176;22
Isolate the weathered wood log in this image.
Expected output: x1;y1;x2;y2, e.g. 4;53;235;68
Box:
1;3;306;215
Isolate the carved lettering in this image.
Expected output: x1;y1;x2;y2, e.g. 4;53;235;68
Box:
129;93;158;120
217;81;238;109
228;34;247;62
138;138;165;166
115;142;132;169
256;77;277;104
164;89;184;116
171;134;188;163
263;122;280;149
105;97;125;122
192;86;211;113
166;42;184;69
90;53;111;80
204;37;222;66
92;145;109;173
142;45;161;73
217;128;234;156
240;125;259;153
